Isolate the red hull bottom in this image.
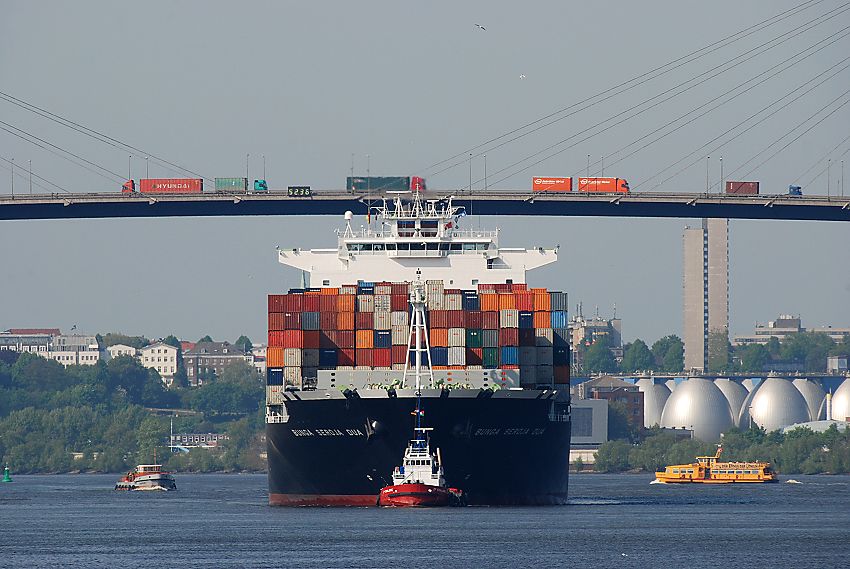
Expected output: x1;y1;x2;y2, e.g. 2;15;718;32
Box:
377;483;459;507
269;493;378;507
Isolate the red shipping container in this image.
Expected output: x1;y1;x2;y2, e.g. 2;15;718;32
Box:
494;283;511;293
466;310;483;329
337;330;355;349
268;331;285;347
482;311;499;329
356;348;373;367
337;312;355;330
319;295;336;312
391;294;408;311
320;312;337;331
444;288;462;295
500;328;519;346
284;312;301;330
320;331;337;348
373;348;392;367
447;310;466;328
337;294;356;312
511;283;528;292
303;330;320;349
391;283;408;295
303;294;320;312
268;312;285;331
554;365;570;384
430;310;448;329
139;178;203;194
283;294;303;312
282;330;304;348
339;348;356;367
515;293;534;311
392;345;407;364
725;181;759;195
268;295;285;312
356;312;373;330
466;348;483;366
519;329;536;347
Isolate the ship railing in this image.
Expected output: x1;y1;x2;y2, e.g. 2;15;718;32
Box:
548;412;570;423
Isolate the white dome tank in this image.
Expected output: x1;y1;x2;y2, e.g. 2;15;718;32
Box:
793;379;826;421
665;379;679;392
636;378;671;428
738;377;810;432
741;378;760;392
660;378;733;442
714;379;748;422
831;380;850;422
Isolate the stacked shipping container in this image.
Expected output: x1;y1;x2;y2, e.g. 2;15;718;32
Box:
267;281;569;389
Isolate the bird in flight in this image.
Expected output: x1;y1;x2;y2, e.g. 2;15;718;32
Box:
519;74;526;80
474;23;486;31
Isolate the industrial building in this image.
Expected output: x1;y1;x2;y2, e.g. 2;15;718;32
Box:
683;218;729;372
733;314;850;346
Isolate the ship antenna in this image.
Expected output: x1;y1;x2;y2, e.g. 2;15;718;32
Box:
402;270;434;437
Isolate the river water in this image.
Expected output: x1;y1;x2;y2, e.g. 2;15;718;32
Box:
1;473;848;568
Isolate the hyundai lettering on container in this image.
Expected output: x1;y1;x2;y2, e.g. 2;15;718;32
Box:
139;178;203;194
577;177;629;193
532;177;572;192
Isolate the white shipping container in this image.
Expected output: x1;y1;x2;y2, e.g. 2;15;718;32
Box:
357;295;375;312
392;363;406;370
338;365;355;371
520;347;537;365
391;311;409;326
536;347;553;364
426;280;444;297
373;311;392;330
500;309;519;328
266;385;285;405
283;366;301;386
375;284;392;295
448;346;466;366
444;294;462;310
448;328;466;347
340;285;357;295
355;365;372;371
374;294;392;311
284;348;302;367
466;365;483;370
391;325;409;345
428;293;444;310
302;349;319;367
535;328;553;347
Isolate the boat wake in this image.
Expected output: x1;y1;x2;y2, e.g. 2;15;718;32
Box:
785;479;803;484
649;479;665;485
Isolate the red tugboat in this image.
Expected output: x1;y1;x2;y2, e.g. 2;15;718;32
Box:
115;463;177;491
378;277;464;508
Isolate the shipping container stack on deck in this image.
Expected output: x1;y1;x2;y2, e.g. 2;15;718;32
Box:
266;282;569;398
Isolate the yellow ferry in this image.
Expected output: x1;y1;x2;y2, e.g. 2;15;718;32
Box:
655;446;778;484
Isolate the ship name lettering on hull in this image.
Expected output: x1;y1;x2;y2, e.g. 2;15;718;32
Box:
473;427;547;436
290;428;365;437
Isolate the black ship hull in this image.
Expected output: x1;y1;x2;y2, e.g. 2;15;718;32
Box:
267;389;571;506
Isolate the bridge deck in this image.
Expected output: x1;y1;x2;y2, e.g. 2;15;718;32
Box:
1;190;849;221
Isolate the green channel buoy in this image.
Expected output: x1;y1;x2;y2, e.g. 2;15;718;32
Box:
2;466;12;483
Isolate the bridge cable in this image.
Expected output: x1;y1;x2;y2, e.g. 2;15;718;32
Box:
0;155;71;194
792;132;850;186
0;121;126;184
632;56;850;191
799;142;850;193
475;16;850;191
417;0;829;177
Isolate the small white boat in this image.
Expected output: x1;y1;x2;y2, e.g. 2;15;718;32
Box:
115;464;177;491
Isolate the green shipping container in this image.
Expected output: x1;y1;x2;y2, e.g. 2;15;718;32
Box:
483;347;499;369
215;177;248;192
466;328;483;348
346;176;410;192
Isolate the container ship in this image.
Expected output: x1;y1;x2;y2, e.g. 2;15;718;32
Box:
266;189;571;505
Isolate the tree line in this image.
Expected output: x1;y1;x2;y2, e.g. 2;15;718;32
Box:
581;331;850;374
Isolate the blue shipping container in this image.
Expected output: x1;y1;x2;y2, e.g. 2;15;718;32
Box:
501;346;519;365
553;328;570;347
519;311;534;329
553;346;569;365
374;330;392;348
319;349;338;368
431;347;448;366
551;311;568;329
267;368;284;386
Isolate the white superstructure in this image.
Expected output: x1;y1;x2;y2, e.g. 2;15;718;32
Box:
278;193;557;287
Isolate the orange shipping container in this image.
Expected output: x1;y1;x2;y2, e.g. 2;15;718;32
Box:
533;311;551;329
320;287;340;295
267;347;285;368
577;177;629;193
532;176;572;192
430;328;448;347
337;294;356;312
498;293;516;310
515;293;533;311
533;292;551;311
356;329;374;349
480;293;499;312
337;312;355;330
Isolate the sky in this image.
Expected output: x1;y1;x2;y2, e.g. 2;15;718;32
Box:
1;1;849;345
